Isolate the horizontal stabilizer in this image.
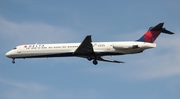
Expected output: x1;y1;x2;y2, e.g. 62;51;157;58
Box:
161;28;174;34
150;22;174;34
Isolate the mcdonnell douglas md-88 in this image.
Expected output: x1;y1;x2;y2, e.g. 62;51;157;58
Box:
6;23;174;65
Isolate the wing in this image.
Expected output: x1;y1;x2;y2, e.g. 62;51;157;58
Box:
74;35;124;64
96;56;124;63
74;35;94;55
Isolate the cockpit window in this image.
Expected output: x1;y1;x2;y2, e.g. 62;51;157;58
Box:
13;47;17;49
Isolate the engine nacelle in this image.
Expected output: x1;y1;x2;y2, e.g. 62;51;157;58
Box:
113;43;139;50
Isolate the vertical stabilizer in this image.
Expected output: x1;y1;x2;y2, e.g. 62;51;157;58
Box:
137;23;174;43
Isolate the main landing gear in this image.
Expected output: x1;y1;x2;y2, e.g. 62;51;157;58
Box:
87;56;98;65
12;58;15;64
92;60;98;65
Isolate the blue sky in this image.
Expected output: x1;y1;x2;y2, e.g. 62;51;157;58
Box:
0;0;180;99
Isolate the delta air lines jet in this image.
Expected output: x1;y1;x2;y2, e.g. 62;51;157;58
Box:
6;23;174;65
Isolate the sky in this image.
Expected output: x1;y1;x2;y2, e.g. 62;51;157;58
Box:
0;0;180;99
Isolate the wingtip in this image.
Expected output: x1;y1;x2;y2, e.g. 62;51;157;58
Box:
116;61;125;63
159;22;164;25
120;61;125;63
87;35;92;37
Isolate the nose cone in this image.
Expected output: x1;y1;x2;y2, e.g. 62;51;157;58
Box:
6;51;12;58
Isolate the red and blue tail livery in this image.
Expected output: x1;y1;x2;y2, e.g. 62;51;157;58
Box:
137;22;174;43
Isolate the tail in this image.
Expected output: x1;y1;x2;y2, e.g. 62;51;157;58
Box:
137;22;174;43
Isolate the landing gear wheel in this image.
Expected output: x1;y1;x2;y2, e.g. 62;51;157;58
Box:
12;58;15;64
93;60;98;65
87;56;92;61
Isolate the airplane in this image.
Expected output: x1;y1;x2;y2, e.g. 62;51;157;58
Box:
6;22;174;65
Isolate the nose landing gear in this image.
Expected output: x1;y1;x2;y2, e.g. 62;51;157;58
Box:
12;58;15;64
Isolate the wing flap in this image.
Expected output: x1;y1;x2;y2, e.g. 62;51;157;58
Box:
97;56;124;63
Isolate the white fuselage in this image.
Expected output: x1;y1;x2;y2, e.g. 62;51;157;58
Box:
6;41;156;58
